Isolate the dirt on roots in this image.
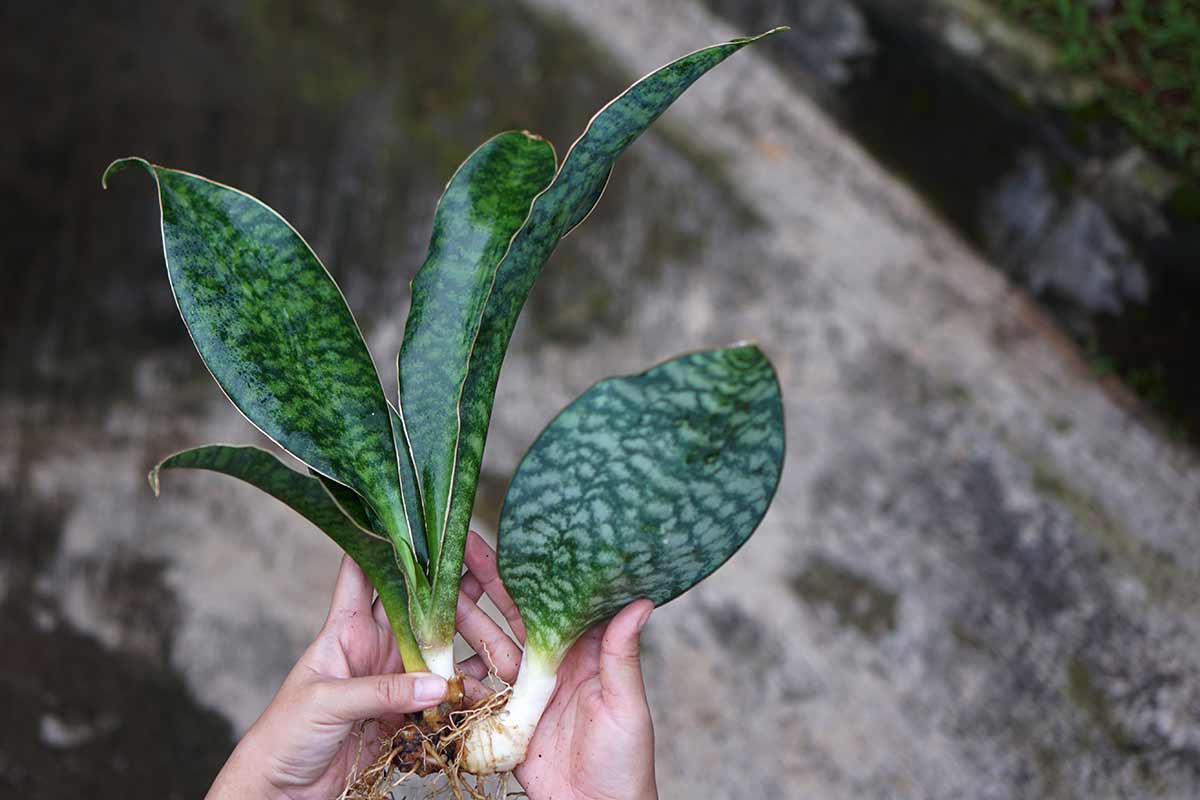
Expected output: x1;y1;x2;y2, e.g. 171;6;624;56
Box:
341;674;514;800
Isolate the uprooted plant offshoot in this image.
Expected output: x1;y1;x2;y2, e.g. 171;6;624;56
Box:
107;27;787;793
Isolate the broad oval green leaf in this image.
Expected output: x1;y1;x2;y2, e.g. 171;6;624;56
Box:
149;444;424;669
105;158;417;563
397;131;557;564
429;29;786;629
497;345;785;663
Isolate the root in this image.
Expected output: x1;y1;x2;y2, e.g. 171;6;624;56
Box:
339;672;514;800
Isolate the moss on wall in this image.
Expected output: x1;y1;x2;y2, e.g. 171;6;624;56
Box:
993;0;1200;174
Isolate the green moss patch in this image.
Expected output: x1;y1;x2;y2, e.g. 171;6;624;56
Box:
993;0;1200;174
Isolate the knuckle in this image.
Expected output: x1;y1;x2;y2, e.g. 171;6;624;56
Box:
601;640;641;665
375;674;408;707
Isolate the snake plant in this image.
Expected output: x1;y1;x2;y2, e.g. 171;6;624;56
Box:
107;29;786;773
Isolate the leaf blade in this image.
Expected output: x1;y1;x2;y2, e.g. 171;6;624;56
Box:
108;158;416;559
398;132;557;563
496;345;785;663
388;402;430;569
149;444;426;668
430;30;785;630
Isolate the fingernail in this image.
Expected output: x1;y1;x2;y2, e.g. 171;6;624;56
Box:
415;675;448;703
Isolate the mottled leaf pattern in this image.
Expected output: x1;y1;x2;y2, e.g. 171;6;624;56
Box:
150;445;425;668
398;132;556;562
104;158;415;564
430;30;785;631
113;31;787;668
316;406;431;580
498;346;785;663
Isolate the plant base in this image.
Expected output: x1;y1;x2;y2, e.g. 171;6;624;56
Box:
340;673;514;800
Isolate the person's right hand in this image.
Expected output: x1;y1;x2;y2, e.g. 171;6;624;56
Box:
455;532;659;800
206;554;449;800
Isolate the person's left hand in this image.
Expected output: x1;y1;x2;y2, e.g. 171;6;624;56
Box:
205;555;450;800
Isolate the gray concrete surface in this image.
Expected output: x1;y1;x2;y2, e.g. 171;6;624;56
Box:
4;1;1199;797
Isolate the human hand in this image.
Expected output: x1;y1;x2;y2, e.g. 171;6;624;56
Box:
455;532;659;800
205;555;450;800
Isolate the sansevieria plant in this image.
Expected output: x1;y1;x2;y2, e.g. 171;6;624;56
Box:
106;29;786;780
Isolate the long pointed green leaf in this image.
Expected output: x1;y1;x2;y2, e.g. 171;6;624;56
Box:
313;470;380;532
388;402;430;569
104;158;418;566
301;404;432;572
428;30;785;633
497;345;785;664
149;444;425;669
397;131;557;565
313;406;432;579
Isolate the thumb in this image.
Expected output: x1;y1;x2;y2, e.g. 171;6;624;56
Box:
599;599;653;708
310;672;448;723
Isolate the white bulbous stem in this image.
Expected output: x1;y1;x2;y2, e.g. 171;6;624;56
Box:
424;643;456;680
461;652;558;774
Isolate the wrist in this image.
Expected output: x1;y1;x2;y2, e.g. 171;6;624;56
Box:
205;727;289;800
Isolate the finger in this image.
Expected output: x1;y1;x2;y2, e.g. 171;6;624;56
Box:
464;531;526;643
311;672;447;723
461;674;495;704
456;651;525;686
326;555;374;624
555;620;603;688
460;570;484;603
453;657;482;681
371;594;390;629
599;599;653;708
369;598;408;674
457;654;488;682
455;592;522;683
381;643;407;676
